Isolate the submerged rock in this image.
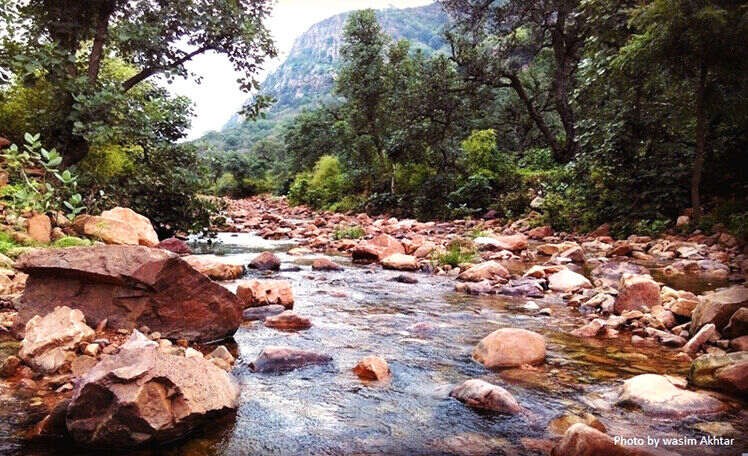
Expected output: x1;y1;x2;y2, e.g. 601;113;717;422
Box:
457;261;510;282
14;246;243;342
264;310;311;330
311;258;343;271
472;328;546;368
19;306;94;374
249;251;281;271
66;331;239;448
616;374;725;417
242;304;286;321
689;351;748;394
236;279;294;308
449;379;521;413
249;346;332;373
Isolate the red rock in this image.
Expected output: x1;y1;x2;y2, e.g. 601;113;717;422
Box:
157;237;192;255
351;234;404;262
608;242;633;257
552;423;669;456
264;310;310;330
311;258;343;271
183;255;244;280
490;234;528;251
249;251;281;270
528;225;553;239
450;379;521;413
614;274;661;314
457;261;509;282
249;346;332;372
352;355;391;381
27;214;51;243
236;279;294;308
100;207;159;247
473;328;546;368
14;246;243;342
381;253;418;271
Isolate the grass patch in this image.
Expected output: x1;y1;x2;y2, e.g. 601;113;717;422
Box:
333;225;365;240
432;239;476;267
0;231;23;256
52;236;92;248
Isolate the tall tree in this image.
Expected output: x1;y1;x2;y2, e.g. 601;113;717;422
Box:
614;0;748;222
441;0;587;163
0;0;275;164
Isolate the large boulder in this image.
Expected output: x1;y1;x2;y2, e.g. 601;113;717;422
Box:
66;331;239;448
236;279;294;308
614;274;661;314
381;253;418;271
19;306;94;373
14;246;243;342
689;351;748;394
548;269;592;292
690;285;748;336
551;423;674;456
472;328;546;368
183;255;244;281
100;207;160;247
249;346;332;373
74;215;139;245
351;234;405;262
457;261;510;282
157;237;192;255
489;234;528;252
616;374;725;417
449;379;521;413
249;251;281;271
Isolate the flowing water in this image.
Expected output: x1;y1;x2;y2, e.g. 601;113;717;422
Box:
2;232;746;455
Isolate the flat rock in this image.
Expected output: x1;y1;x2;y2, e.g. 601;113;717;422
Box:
183;255;245;281
14;246;243;342
351;234;405;262
548;269;592;292
690;285;748;336
381;253;418;271
689;351;748;394
236;279;294;308
242;304;286;321
264;310;311;330
457;261;509;282
19;306;94;373
616;374;725;417
249;346;332;373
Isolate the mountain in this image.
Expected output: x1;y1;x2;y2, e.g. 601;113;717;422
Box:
197;3;449;152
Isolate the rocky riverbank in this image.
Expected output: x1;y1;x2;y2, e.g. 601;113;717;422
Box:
0;195;745;455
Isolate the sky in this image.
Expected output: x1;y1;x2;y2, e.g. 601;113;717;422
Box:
168;0;435;140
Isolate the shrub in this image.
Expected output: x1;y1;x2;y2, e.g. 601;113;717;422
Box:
0;232;22;255
288;155;347;209
432;239;476;267
333;225;365;240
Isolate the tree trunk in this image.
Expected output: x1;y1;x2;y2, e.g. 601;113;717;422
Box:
507;73;563;161
87;1;115;84
691;63;707;224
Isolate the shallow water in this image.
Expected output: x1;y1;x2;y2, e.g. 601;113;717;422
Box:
3;232;747;455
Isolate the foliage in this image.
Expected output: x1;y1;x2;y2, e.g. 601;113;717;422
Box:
333;226;365;240
0;232;23;255
52;236;92;248
0;133;85;219
432;239;476;267
288;155;348;209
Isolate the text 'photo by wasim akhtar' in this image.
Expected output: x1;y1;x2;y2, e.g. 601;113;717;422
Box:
0;0;746;455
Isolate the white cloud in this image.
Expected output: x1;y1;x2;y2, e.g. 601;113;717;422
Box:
167;0;435;140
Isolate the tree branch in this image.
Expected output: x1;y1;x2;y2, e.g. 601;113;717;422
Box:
121;46;211;92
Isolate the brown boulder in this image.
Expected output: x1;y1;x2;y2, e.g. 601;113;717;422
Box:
352;355;391;381
311;258;343;271
14;246;243;342
351;234;404;262
489;234;528;252
249;346;332;373
381;253;418;271
27;214;52;243
66;331;239;448
19;306;95;373
264;310;311;330
236;279;294;308
183;255;244;281
100;207;159;247
249;251;281;271
473;328;546;368
617;374;725;417
73;215;139;245
690;285;748;336
457;261;510;282
548;269;592;292
614;274;661;314
528;225;553;239
157;237;192;255
449;379;521;414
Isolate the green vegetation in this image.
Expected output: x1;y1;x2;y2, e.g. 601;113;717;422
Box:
0;232;22;256
333;226;366;240
52;236;93;248
432;240;476;268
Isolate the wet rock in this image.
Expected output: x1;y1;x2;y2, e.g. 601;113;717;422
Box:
723;307;748;339
682;323;716;355
475;234;528;252
31;398;70;439
183;255;245;280
449;379;521;413
351;234;404;262
249;251;281;271
591;261;649;288
19;306;94;373
100;207;160;247
614;274;660;314
264;310;311;330
242;304;285;321
352;355;390;381
548;413;606;436
689;351;748;394
249;346;332;373
616;374;725;417
524;264;565;279
551;423;669;456
664;259;729;280
27;214;52;243
548;269;592;292
690;285;748;336
455;280;495;295
157;237;192;255
498;278;544;298
528;225;553;239
236;279;294;308
0;355;20;378
381;253;418;271
311;258;343;271
473;328;546;368
14;246;243;342
391;274;418;284
572;319;606;338
66;331;239;448
457;261;509;282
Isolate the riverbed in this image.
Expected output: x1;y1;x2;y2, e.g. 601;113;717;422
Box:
3;232;746;455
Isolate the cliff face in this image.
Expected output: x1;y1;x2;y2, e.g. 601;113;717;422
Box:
199;3;449;150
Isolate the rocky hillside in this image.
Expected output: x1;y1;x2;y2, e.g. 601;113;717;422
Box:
198;3;449;151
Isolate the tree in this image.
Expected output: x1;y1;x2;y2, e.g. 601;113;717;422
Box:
1;0;275;164
614;0;748;222
441;0;587;163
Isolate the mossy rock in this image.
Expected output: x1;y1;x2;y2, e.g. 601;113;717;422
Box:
52;236;93;248
689;351;748;393
4;246;39;259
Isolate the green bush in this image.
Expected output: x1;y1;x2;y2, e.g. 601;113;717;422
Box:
288;155;347;209
0;232;22;255
333;225;365;240
432;239;476;267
